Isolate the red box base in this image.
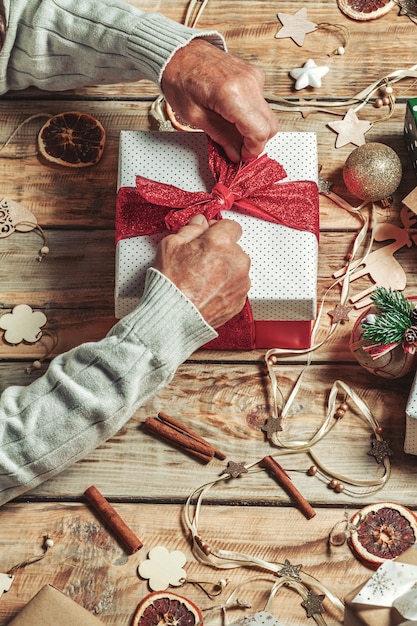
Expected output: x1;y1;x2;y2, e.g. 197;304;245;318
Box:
254;320;312;350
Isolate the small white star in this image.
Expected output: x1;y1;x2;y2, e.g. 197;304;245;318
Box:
327;109;372;148
290;59;329;90
275;8;317;46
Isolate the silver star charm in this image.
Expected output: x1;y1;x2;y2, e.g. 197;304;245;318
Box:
290;59;329;90
318;173;333;195
277;559;303;580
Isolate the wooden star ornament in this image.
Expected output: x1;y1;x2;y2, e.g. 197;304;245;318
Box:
328;303;353;324
222;461;248;479
275;8;317;46
328;109;372;148
261;415;283;438
368;438;393;464
301;589;325;618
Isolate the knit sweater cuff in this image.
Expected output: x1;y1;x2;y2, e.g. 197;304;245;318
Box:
113;268;217;368
127;12;226;86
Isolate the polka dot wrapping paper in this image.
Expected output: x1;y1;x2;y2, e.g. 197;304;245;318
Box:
115;131;319;349
405;371;417;455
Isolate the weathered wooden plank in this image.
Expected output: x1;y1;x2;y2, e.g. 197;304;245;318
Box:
1;231;417;367
2;226;417;359
2;363;414;507
0;502;375;626
0;101;412;233
3;1;415;100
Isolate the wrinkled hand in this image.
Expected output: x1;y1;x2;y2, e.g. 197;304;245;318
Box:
161;38;279;162
153;215;251;328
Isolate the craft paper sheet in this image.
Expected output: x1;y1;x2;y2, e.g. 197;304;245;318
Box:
115;131;318;326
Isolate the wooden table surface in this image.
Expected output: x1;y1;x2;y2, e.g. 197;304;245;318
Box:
1;1;417;624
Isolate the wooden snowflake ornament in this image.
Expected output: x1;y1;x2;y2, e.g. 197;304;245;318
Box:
0;197;37;237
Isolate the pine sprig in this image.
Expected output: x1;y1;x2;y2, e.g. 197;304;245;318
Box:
370;287;413;317
362;287;413;345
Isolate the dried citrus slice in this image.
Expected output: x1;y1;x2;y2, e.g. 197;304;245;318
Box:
165;101;203;132
132;591;203;626
349;502;417;569
337;0;395;20
38;111;106;167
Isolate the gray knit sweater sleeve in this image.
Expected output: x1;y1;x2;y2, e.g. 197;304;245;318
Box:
0;0;226;93
0;269;217;505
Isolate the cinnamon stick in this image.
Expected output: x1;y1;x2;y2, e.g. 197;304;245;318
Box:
260;456;316;520
84;485;143;554
158;411;227;460
144;416;214;463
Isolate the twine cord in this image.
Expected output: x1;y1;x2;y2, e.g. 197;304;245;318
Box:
6;536;53;577
183;477;345;616
0;113;53;159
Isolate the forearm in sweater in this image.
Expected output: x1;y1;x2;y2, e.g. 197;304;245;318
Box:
0;269;216;505
0;0;225;93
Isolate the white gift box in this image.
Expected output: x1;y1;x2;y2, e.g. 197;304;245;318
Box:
115;131;319;349
405;371;417;455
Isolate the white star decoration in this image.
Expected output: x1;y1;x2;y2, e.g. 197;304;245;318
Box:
327;109;372;148
290;59;329;90
275;7;317;46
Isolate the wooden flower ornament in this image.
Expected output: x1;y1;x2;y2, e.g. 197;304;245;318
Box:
138;546;187;591
0;304;47;344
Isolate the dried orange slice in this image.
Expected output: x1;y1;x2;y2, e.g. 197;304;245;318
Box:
38;111;106;167
337;0;395;20
132;591;203;626
165;101;203;133
349;502;417;569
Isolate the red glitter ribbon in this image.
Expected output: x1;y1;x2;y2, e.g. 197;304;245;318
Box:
116;137;319;242
116;137;319;350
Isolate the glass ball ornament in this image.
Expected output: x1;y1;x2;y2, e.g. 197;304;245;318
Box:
343;143;402;202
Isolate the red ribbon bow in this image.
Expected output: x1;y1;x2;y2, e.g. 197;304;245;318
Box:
116;137;319;242
116;137;319;350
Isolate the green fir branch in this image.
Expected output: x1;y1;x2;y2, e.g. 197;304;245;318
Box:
362;288;413;345
370;287;413;317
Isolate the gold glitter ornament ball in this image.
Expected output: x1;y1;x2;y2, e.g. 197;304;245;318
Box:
343;143;402;202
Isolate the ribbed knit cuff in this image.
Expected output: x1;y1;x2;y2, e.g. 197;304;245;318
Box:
127;12;226;86
117;268;217;368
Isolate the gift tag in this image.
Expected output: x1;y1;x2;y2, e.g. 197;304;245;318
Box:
0;574;14;598
0;197;37;237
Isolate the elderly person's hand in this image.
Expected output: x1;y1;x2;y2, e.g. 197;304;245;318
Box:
153;214;251;328
161;38;278;162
